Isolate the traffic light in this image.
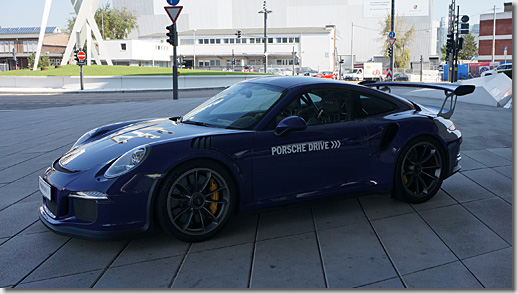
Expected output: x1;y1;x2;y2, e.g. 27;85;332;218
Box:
460;15;470;34
235;30;241;39
457;37;464;51
446;33;455;51
74;50;79;63
263;55;267;64
166;25;177;46
387;47;393;58
232;59;236;65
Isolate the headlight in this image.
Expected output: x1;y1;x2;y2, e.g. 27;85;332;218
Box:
104;145;149;178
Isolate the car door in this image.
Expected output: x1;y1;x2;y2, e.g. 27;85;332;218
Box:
251;87;371;202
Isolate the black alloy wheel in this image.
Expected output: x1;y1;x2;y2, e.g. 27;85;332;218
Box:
393;137;445;203
155;160;235;242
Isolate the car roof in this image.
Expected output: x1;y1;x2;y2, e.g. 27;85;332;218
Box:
245;76;345;89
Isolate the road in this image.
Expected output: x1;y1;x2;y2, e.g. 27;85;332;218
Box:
0;89;221;110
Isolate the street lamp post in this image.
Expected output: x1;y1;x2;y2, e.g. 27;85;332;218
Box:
193;29;196;69
258;0;272;73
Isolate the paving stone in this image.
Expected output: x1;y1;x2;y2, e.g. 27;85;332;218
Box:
256;206;314;241
173;243;253;288
491;166;512;179
94;256;182;288
0;237;8;246
411;189;457;211
0;176;41;210
463;150;511;167
0;232;69;287
191;214;258;253
403;261;482;288
463;247;512;289
23;238;128;283
460;136;507;151
111;233;189;267
251;232;324;288
419;205;508;259
358;194;414;221
318;222;396;288
371;213;456;275
17;270;102;288
0;201;41;238
458;153;486;171
359;277;404;288
462;197;512;244
312;197;368;231
20;220;49;236
486;147;512;161
462;168;513;203
441;172;494;203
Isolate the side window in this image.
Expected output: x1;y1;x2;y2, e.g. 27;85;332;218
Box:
357;93;398;117
269;88;354;129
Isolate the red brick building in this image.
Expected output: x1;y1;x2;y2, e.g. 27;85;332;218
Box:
478;2;512;62
0;27;68;70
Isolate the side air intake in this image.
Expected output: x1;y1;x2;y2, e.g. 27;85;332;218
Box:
191;136;212;150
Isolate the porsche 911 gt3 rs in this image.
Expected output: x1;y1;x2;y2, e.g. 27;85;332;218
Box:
39;76;474;242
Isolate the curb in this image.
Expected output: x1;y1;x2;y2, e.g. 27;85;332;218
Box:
0;87;227;95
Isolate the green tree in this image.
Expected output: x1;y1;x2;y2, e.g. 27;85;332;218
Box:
457;33;478;60
28;53;51;68
66;4;138;40
379;14;415;69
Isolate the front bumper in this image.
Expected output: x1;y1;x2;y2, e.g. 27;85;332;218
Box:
39;163;162;241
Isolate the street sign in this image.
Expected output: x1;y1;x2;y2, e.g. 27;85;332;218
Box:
389;38;396;47
165;6;183;24
167;0;180;5
471;56;476;61
386;68;393;80
389;31;395;38
77;51;86;61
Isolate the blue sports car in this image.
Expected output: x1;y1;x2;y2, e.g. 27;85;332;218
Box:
38;77;474;242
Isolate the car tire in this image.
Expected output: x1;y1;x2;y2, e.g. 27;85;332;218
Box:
155;160;236;242
392;137;446;204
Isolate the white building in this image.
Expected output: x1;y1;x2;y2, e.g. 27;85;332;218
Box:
115;0;434;70
100;39;173;67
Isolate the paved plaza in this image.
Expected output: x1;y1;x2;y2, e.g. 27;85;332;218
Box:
0;90;512;288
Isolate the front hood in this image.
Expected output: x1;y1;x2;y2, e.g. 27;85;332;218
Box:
59;118;245;171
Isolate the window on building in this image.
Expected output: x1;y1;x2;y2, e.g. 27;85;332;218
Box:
216;39;221;44
289;37;294;43
204;39;209;44
295;37;300;43
224;38;229;44
120;43;127;51
250;38;255;44
276;38;282;43
210;39;215;44
236;39;241;44
241;38;247;43
282;37;288;43
268;38;273;43
230;39;235;44
256;38;262;43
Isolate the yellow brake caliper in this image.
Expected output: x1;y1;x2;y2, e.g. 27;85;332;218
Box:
208;178;219;216
403;169;408;185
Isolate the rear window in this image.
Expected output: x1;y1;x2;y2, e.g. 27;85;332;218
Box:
358;94;398;117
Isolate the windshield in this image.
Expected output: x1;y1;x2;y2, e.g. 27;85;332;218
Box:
182;82;287;130
347;69;359;73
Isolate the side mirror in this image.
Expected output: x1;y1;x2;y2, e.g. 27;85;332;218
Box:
274;116;307;136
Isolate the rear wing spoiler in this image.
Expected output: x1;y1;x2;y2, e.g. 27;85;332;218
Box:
360;81;475;119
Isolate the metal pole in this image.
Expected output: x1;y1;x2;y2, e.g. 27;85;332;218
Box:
454;5;459;82
232;48;235;72
491;5;496;62
80;64;84;90
264;9;268;73
292;46;295;75
351;22;354;72
420;55;423;82
172;23;179;100
193;29;196;69
389;0;395;80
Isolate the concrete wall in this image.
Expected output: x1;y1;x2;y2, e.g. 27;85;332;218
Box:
0;75;267;90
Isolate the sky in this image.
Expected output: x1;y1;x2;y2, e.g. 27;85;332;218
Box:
0;0;510;30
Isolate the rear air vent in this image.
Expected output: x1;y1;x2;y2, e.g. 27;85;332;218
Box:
191;136;212;150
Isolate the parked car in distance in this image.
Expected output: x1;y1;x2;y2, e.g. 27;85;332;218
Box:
394;73;409;81
313;71;337;79
481;63;512;76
